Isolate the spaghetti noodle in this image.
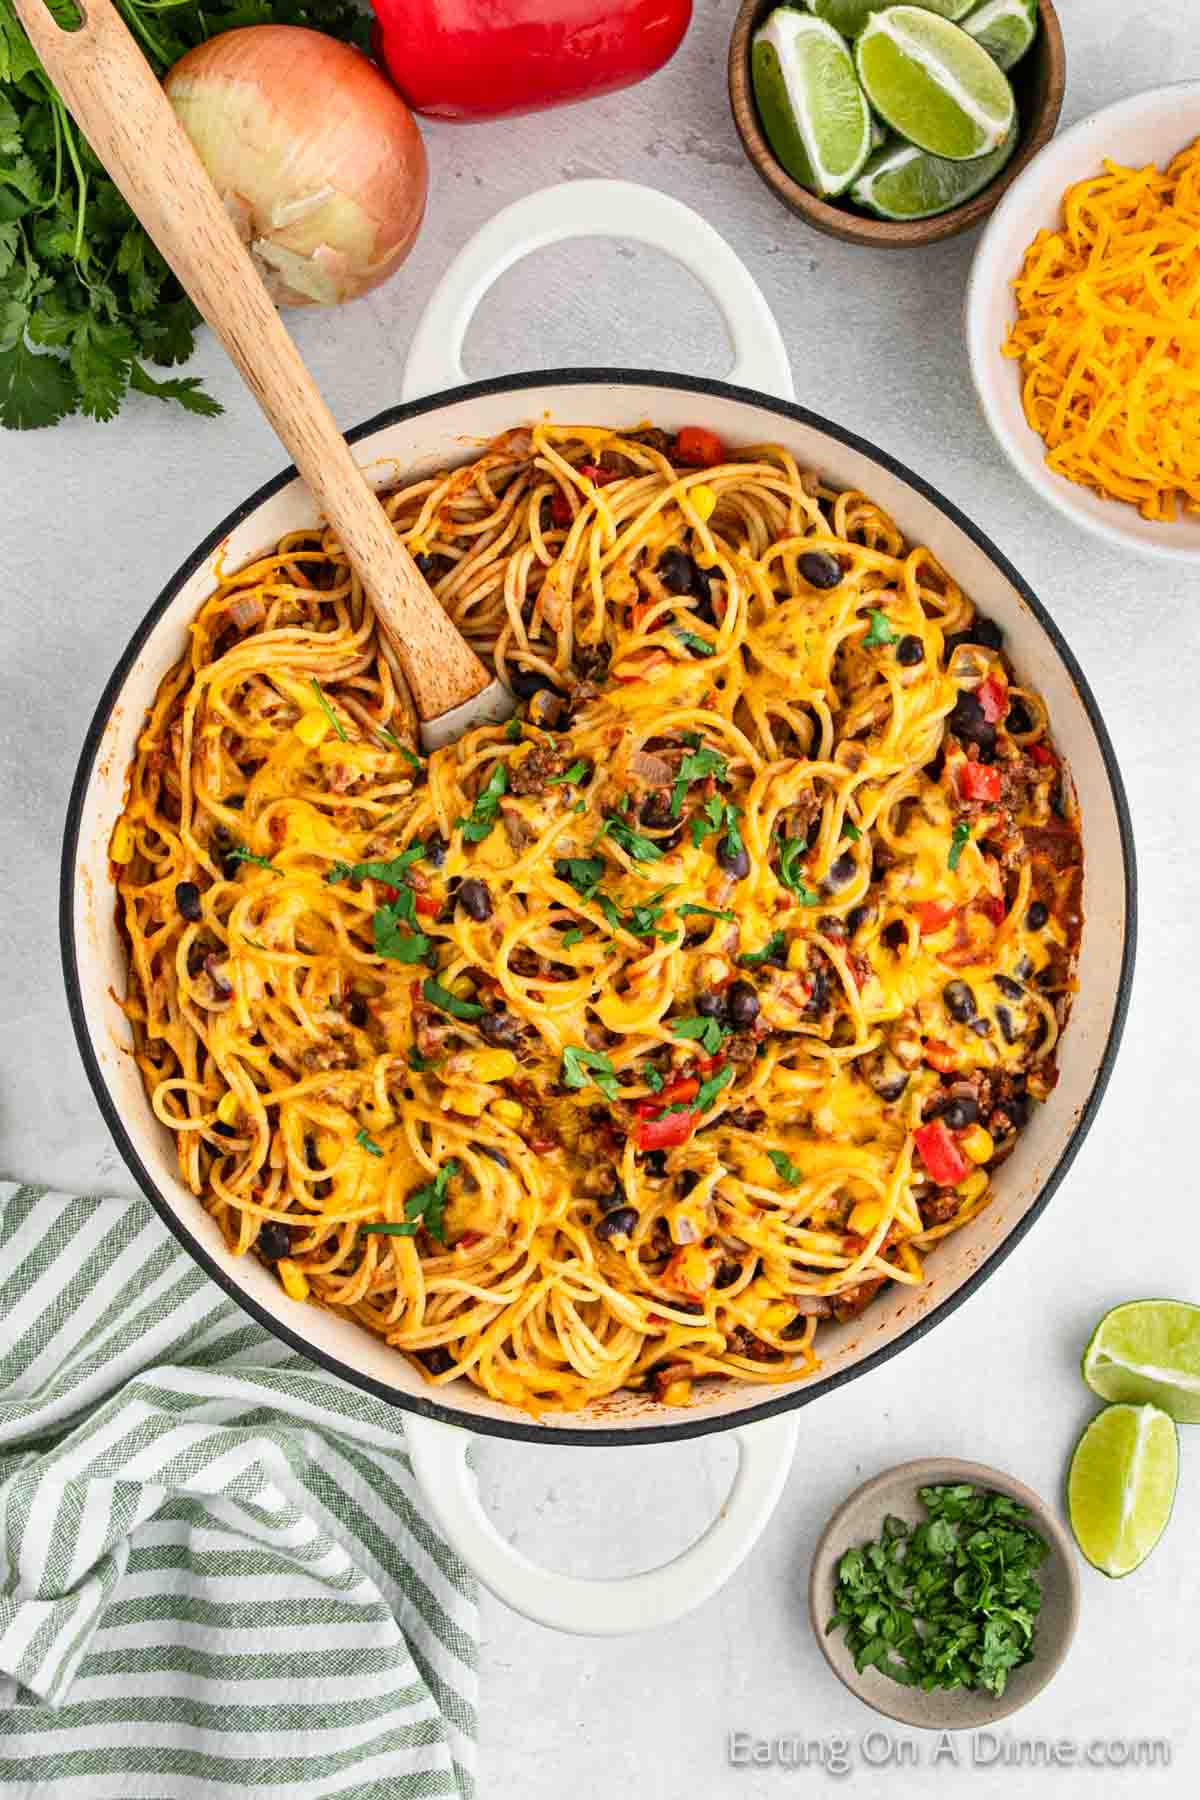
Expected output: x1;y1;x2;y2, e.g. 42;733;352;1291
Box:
112;422;1082;1414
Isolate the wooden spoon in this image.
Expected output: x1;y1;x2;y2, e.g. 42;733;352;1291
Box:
15;0;513;750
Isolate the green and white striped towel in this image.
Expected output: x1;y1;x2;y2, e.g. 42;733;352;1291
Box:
0;1183;477;1800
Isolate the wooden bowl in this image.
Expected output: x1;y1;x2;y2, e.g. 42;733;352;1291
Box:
728;0;1066;247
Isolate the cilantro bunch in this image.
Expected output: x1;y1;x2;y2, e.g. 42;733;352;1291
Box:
0;0;368;429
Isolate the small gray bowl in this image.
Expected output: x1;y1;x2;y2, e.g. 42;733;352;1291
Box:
809;1458;1080;1729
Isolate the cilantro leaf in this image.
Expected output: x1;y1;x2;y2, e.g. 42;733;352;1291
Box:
767;1149;804;1185
561;1045;620;1103
560;928;584;948
673;627;715;658
553;855;605;900
355;1127;384;1158
547;759;588;786
422;977;484;1022
863;609;897;647
326;845;425;886
0;333;75;429
678;903;735;922
227;846;278;874
671;745;727;819
360;1160;460;1243
693;1062;735;1113
842;822;862;842
690;793;726;849
373;906;431;965
740;930;786;968
777;835;821;906
948;821;971;871
128;362;223;417
672;1014;726;1055
598;889;678;941
310;678;347;742
456;762;508;844
597;813;663;864
643;1065;665;1094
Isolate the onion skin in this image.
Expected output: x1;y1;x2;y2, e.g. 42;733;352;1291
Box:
166;26;427;307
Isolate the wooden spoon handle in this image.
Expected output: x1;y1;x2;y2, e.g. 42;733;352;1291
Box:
15;0;491;722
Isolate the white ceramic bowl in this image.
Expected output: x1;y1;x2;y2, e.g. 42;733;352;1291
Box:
967;82;1200;563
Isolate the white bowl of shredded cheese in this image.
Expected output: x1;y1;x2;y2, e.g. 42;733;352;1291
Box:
966;82;1200;563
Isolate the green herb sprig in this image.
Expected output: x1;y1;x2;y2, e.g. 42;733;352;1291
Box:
456;763;508;844
359;1160;459;1244
561;1045;620;1103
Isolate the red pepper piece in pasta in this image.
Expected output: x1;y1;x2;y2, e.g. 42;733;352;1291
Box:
914;1120;970;1187
674;426;724;467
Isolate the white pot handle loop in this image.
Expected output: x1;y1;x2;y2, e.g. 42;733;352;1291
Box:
403;1409;798;1635
402;180;794;404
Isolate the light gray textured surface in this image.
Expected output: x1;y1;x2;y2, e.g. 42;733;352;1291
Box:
2;1;1198;1793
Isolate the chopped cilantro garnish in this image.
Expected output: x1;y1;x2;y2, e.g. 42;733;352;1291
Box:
310;678;348;742
643;1065;666;1094
554;856;606;900
456;763;508;844
422;977;484;1021
326;845;425;886
672;1014;727;1055
597;814;664;864
227;846;279;875
598;890;678;941
360;1160;460;1244
767;1149;804;1185
547;759;588;786
777;835;822;906
693;1062;735;1113
673;627;715;658
678;903;736;922
505;716;524;742
740;930;786;968
826;1484;1049;1697
560;928;584;948
355;1128;384;1158
863;610;897;648
373;905;431;964
690;794;727;849
671;745;728;819
407;1045;436;1072
948;821;971;871
561;1045;620;1103
842;822;862;842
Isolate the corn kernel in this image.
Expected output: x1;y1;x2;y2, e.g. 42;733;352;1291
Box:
960;1125;994;1165
957;1170;989;1203
277;1259;310;1303
216;1091;241;1125
660;1378;693;1407
489;1098;526;1129
110;819;134;864
467;1049;518;1084
742;1151;780;1186
787;938;807;970
451;977;476;1000
690;483;717;522
446;1089;486;1119
848;1199;885;1236
293;710;330;747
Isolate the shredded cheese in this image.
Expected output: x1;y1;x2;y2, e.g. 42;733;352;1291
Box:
1002;137;1200;521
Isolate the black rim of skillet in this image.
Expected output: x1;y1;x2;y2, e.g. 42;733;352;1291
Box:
60;368;1138;1448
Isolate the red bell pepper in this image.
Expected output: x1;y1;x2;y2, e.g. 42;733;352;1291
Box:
370;0;693;122
975;675;1009;723
958;762;1002;803
636;1108;696;1150
914;1120;970;1187
1028;742;1056;767
923;1039;959;1074
914;899;955;935
413;893;441;917
674;425;724;467
638;1077;698;1115
578;463;617;485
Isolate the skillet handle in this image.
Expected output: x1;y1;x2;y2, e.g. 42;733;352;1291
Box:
401;180;794;404
403;1410;798;1636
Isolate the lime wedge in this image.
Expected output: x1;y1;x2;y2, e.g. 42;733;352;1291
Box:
856;5;1016;159
1083;1300;1200;1424
752;9;873;198
1068;1404;1178;1578
851;124;1015;217
961;0;1038;71
810;0;974;31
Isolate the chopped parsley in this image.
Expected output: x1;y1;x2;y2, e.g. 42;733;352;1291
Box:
777;835;822;906
326;845;425;886
643;1065;666;1094
505;716;524;742
547;759;589;786
560;928;584;948
863;610;897;648
767;1149;804;1185
598;891;678;942
554;855;606;900
672;1014;727;1055
740;930;786;968
456;763;508;844
693;1062;735;1114
407;1045;436;1072
842;821;862;842
672;746;728;819
360;1160;460;1244
690;794;727;849
678;903;736;922
673;627;715;659
561;1045;620;1103
826;1484;1049;1697
227;846;279;875
597;814;664;864
310;678;348;742
373;904;431;965
948;821;972;871
355;1128;384;1158
422;977;484;1022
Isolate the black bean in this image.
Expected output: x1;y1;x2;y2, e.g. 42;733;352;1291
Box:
1004;1093;1031;1129
871;1066;909;1103
993;974;1025;1001
896;634;925;667
677;1169;702;1197
601;1181;629;1212
924;746;946;784
823;850;857;893
941;1095;979;1130
726;980;760;1028
175;880;202;922
419;1347;454;1375
1006;700;1034;735
211;823;231;847
640;791;675;830
424;834;447;868
766;937;789;969
949;691;997;753
970;1017;994;1037
222;854;241;880
715;1259;742;1290
212;1121;237;1139
347;995;369;1027
996;1005;1021;1045
458;878;492;921
596;1206;638;1242
696;991;726;1018
1026;901;1049;930
258;1223;292;1262
509;664;559;700
847;905;869;936
945;615;1003;657
717;835;750;879
799;550;843;590
642;1150;668;1178
943;979;977;1023
657;546;697;595
479;1145;510;1168
479;1008;520;1047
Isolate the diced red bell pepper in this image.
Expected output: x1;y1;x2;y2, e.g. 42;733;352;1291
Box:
638;1077;698;1116
549;491;573;527
923;1039;959;1074
914;1120;970;1187
636;1108;697;1151
578;463;617;485
1028;743;1056;767
413;893;441;917
380;884;401;904
979;894;1005;925
976;675;1009;723
958;763;1002;803
370;0;693;122
674;426;724;467
914;899;956;935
